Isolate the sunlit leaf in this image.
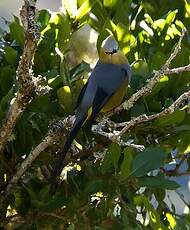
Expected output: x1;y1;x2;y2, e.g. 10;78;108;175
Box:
134;195;165;229
185;0;190;18
103;0;117;8
76;0;93;21
166;212;176;230
165;10;178;25
57;14;71;53
57;85;74;113
115;22;136;54
153;19;165;31
62;0;77;18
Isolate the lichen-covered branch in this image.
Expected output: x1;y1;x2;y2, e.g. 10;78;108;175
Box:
93;90;190;142
164;63;190;75
0;0;49;154
115;90;190;137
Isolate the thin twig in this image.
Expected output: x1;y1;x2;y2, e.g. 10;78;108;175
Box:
6;135;55;194
92;125;145;151
164;64;190;75
5;116;74;194
103;90;190;140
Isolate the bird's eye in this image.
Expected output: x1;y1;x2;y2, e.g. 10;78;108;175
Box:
105;48;118;55
112;48;118;53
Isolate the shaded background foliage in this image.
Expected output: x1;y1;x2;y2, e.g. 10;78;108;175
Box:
0;0;190;229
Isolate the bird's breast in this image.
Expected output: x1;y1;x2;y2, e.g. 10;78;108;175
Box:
101;79;128;113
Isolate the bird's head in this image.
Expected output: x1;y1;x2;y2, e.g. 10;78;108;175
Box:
99;36;128;65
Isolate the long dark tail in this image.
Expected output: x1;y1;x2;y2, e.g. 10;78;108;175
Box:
52;117;86;178
50;116;86;194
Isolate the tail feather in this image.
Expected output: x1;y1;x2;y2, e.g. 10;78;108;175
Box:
50;116;86;191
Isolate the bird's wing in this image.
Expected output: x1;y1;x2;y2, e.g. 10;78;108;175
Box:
75;82;88;110
121;63;132;83
87;87;114;123
87;62;129;123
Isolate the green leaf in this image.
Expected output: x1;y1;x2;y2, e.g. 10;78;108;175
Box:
175;125;190;132
25;186;38;200
9;20;24;46
177;131;190;153
76;0;93;21
120;147;133;179
115;22;136;55
39;185;50;202
89;1;109;28
102;142;121;173
131;102;146;117
139;176;179;190
57;14;71;53
165;10;178;25
4;46;17;65
0;87;14;113
31;199;45;209
44;196;67;211
85;179;105;194
130;147;166;177
150;75;169;96
112;0;131;25
149;51;167;71
37;10;51;30
29;95;50;113
0;66;15;94
154;110;185;127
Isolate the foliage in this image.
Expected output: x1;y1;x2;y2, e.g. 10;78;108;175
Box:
0;0;190;229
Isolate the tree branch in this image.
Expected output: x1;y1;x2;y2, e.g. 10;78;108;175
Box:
6;135;54;194
0;0;50;154
5;117;74;194
114;90;190;138
92;89;189;144
164;63;190;75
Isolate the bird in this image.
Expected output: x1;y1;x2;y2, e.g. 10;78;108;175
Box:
50;36;132;192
